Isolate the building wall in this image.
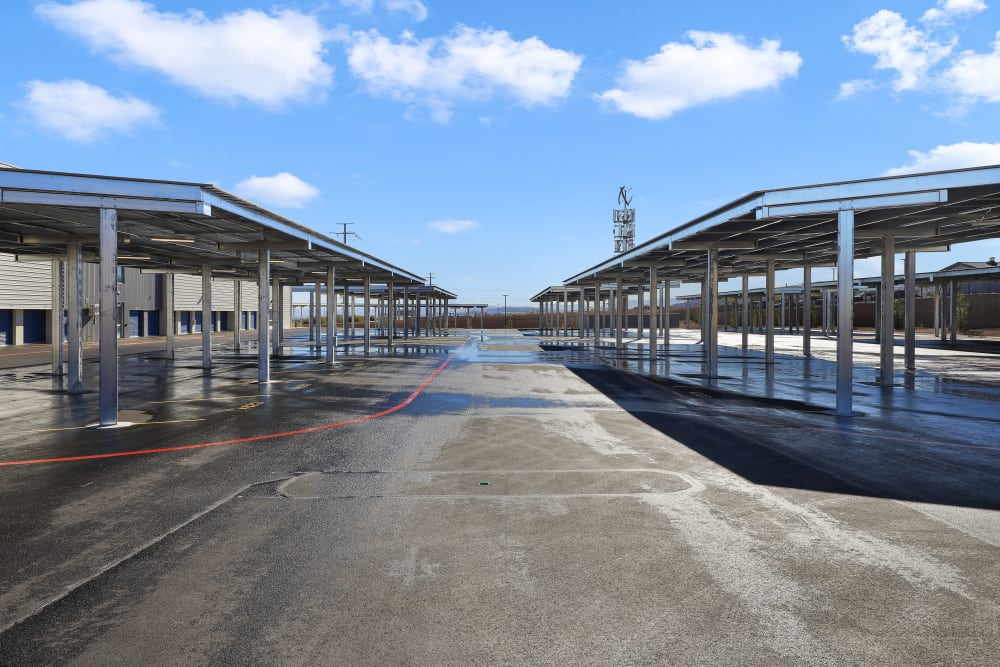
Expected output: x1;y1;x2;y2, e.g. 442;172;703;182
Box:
0;254;53;309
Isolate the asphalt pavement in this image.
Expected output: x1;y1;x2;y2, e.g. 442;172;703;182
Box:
0;329;997;665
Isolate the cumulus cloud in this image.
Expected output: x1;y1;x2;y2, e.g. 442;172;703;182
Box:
945;33;1000;102
36;0;332;109
922;0;987;24
428;219;479;233
883;141;1000;175
20;79;158;142
594;31;801;120
842;9;952;91
344;25;582;122
234;172;320;208
385;0;427;21
841;1;990;99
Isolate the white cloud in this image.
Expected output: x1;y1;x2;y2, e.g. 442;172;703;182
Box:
36;0;332;109
20;79;158;142
842;9;952;92
922;0;988;24
883;141;1000;175
945;32;1000;102
344;25;582;122
594;31;801;120
234;172;320;208
837;78;878;99
385;0;427;22
428;219;480;233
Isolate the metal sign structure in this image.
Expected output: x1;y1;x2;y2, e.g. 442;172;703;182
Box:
613;186;635;254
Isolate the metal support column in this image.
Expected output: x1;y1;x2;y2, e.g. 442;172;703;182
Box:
326;267;336;363
387;281;395;346
234;280;242;352
201;264;212;370
637;286;645;339
258;250;270;384
615;276;624;348
98;208;119;427
363;276;371;354
403;287;410;339
563;290;569;337
271;273;281;357
649;265;658;361
705;249;718;377
802;266;811;357
593;283;601;347
836;209;855;416
904;251;916;371
949;280;957;344
741;273;749;353
664;278;671;351
765;258;776;366
314;281;322;349
165;272;175;359
67;242;83;394
880;235;895;385
578;287;586;339
51;260;64;375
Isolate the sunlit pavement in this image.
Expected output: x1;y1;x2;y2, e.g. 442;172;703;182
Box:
0;329;997;665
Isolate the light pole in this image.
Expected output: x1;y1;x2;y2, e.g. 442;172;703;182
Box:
503;294;509;329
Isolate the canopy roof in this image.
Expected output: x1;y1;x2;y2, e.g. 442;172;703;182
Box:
0;167;425;286
564;164;1000;286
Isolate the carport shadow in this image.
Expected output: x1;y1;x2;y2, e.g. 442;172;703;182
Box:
565;363;1000;510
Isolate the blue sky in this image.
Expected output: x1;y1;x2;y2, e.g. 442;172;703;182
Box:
3;0;1000;306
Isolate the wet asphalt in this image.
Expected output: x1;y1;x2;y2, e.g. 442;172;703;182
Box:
0;330;998;665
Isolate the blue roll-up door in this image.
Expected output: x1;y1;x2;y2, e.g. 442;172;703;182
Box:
0;310;11;346
128;311;141;337
218;312;228;331
180;311;191;334
250;312;257;329
23;310;47;344
193;311;203;333
147;311;160;336
241;311;248;329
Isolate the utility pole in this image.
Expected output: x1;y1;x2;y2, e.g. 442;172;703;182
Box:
334;222;361;245
503;294;509;329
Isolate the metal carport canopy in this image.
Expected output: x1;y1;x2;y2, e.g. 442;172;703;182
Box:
559;164;1000;416
564;164;1000;286
0;166;427;427
0;167;424;285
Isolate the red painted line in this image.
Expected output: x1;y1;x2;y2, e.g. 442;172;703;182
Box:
0;341;466;468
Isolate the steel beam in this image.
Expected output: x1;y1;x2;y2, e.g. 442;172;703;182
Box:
880;235;895;385
165;272;175;358
904;251;916;371
387;281;395;346
98;208;118;427
202;264;212;370
326;267;336;363
258;249;270;384
742;274;749;352
836;210;855;416
649;265;658;361
271;274;281;357
766;258;776;366
233;280;241;352
67;242;83;394
803;266;812;357
705;249;718;377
